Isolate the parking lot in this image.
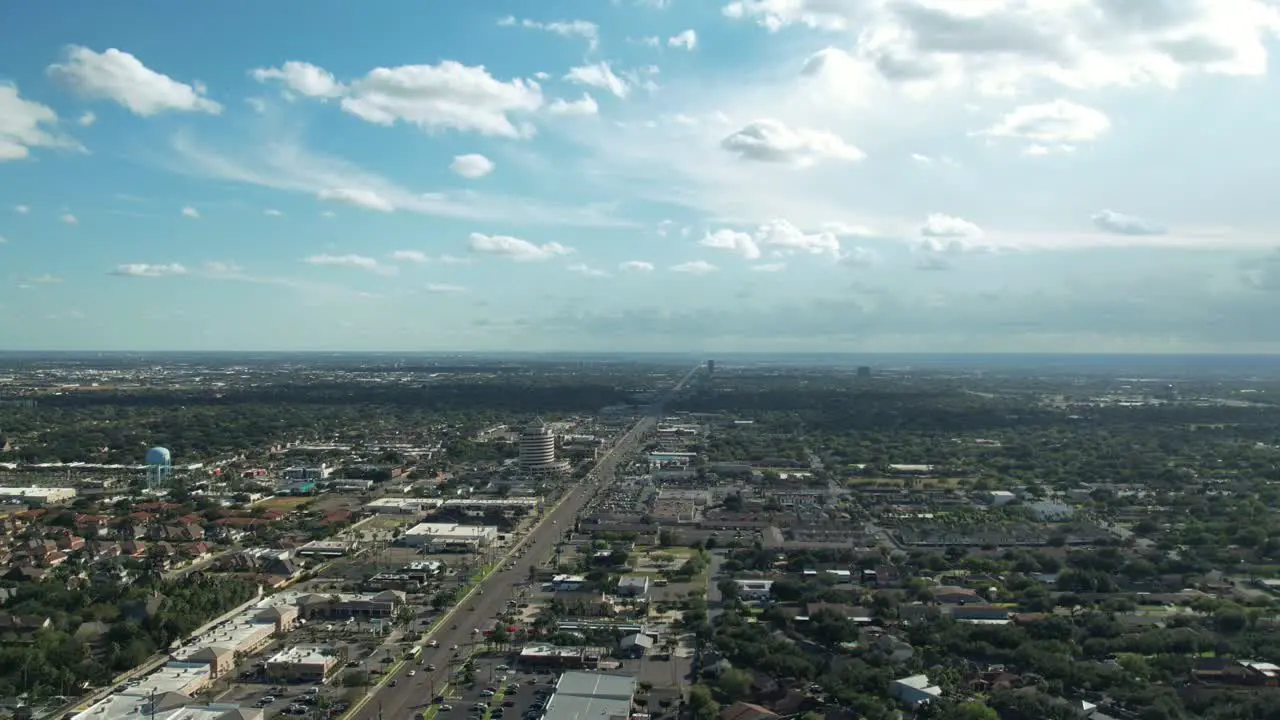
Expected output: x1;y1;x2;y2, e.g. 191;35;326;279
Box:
433;658;559;720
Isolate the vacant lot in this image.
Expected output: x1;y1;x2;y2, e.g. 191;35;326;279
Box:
255;496;315;512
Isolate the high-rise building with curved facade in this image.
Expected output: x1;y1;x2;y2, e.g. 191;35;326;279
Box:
519;420;559;474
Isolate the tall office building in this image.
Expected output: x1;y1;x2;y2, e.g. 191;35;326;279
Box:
519;420;558;473
707;360;715;376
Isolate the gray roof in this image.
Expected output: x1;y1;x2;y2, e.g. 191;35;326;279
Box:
554;671;636;701
619;634;654;649
543;693;631;720
617;576;648;588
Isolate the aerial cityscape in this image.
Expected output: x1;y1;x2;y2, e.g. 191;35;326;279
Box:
7;0;1280;719
0;353;1278;720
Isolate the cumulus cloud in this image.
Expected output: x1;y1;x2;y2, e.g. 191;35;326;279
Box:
450;153;496;179
722;0;1280;95
31;274;64;284
77;111;96;127
317;188;395;212
47;46;222;116
181;206;200;219
671;260;718;274
548;94;600;116
110;262;187;277
304;253;396;274
975;100;1111;154
60;213;78;225
468;232;573;261
564;62;630;98
252;59;544;138
251;61;345;99
620;260;655;272
1092;209;1166;236
668;30;698;50
921;213;983;239
702;220;844;261
13;205;30;214
721;119;864;165
0;83;80;162
700;229;761;260
264;208;283;217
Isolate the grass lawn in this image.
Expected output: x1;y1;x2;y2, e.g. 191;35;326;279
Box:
254;496;313;511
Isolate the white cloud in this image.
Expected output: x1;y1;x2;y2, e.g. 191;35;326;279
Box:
110;262;188;277
568;263;610;277
181;206;200;219
755;219;841;256
60;213;78;225
1092;209;1166;236
468;232;573;261
548;94;600;116
565;62;630;99
320;210;336;218
264;208;283;217
722;0;1280;95
251;61;345;99
976;100;1111;153
921;213;983;239
14;205;29;214
620;260;655;272
914;236;992;270
391;250;430;263
317;188;395;213
635;0;673;8
700;229;762;260
823;221;877;238
340;61;542;138
201;261;244;275
450;153;496;179
703;220;843;260
668;30;698;50
498;17;600;49
47;46;222;116
304;253;395;274
671;260;718;274
31;274;64;284
721;119;864;165
425;283;467;294
752;263;786;272
0;83;79;161
77;111;96;127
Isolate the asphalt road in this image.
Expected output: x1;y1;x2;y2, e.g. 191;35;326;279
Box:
352;364;702;720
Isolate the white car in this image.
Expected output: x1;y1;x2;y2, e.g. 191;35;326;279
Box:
428;640;439;648
408;670;417;677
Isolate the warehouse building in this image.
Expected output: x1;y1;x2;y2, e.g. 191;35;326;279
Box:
543;671;636;720
0;486;77;504
401;523;497;551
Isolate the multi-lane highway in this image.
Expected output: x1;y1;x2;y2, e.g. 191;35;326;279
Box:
350;364;702;720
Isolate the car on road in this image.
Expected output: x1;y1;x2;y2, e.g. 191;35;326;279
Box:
407;670;416;677
428;640;439;648
426;664;437;671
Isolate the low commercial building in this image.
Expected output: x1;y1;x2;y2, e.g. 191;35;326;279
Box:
265;645;343;682
365;497;443;515
616;576;649;598
401;522;497;551
519;645;608;670
441;497;541;513
0;486;77;504
543;671;636;720
734;579;773;601
296;540;353;558
296;591;405;620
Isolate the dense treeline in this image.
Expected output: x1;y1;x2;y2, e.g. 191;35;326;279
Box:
0;575;256;698
0;380;633;462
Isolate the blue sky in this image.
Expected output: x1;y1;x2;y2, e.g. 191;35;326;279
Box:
3;0;1280;353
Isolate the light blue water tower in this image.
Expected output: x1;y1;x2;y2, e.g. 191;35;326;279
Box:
145;446;172;488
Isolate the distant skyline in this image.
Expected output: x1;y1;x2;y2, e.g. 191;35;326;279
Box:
3;1;1280;352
